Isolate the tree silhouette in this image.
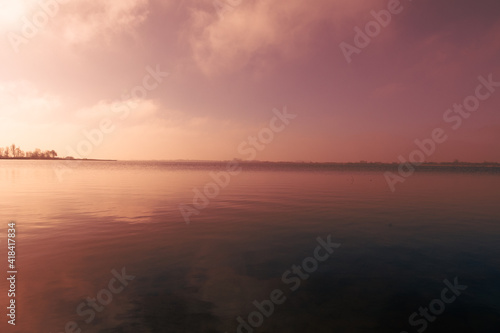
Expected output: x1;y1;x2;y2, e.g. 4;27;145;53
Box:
0;145;60;160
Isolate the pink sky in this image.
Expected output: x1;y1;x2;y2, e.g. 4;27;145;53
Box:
0;0;499;162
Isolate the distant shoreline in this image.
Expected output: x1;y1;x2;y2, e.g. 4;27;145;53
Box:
155;161;500;173
0;158;117;161
115;160;500;167
1;159;499;172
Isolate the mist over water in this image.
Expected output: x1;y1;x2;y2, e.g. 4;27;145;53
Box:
0;160;499;332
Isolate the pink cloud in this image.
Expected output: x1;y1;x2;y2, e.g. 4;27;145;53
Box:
186;0;386;75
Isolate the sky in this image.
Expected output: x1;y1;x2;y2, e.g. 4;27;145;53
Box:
0;0;499;162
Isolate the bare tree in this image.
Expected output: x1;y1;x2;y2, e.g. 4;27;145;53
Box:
15;147;23;158
0;145;58;159
33;148;41;159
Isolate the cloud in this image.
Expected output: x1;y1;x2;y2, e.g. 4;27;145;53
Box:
186;0;385;75
1;0;151;46
0;80;62;122
74;99;162;124
55;0;150;44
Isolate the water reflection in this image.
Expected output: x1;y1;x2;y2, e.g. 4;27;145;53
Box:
0;161;499;332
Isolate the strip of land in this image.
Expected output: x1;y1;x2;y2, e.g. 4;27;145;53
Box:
0;157;116;161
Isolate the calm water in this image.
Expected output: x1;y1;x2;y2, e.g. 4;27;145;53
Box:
0;160;499;333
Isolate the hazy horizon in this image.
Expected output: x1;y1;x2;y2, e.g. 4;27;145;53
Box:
3;153;500;165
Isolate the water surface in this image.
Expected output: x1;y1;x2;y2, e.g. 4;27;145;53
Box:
0;160;499;332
